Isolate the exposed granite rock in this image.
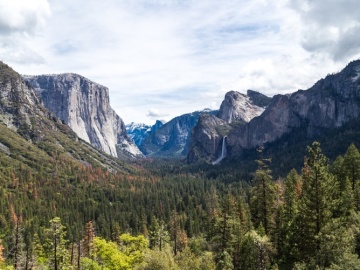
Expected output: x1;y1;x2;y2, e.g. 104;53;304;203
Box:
247;89;272;108
24;74;142;158
217;90;267;123
0;62;47;136
226;59;360;157
187;114;231;163
187;90;268;163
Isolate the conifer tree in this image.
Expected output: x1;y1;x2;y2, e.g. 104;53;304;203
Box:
251;158;275;235
277;169;302;268
298;142;335;263
343;143;360;191
343;143;360;210
0;240;5;267
44;217;70;270
82;221;95;257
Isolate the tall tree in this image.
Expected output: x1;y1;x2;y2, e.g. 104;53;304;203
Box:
250;158;275;235
277;169;302;268
343;144;360;191
343;144;360;210
298;142;335;263
44;217;70;270
82;221;95;257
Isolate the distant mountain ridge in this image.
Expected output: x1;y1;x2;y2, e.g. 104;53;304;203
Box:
138;109;217;157
24;74;143;159
187;90;270;162
0;61;132;172
127;90;270;158
126;120;164;147
187;59;360;163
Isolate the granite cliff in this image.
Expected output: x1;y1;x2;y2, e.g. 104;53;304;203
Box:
0;61;133;172
227;60;360;157
188;60;360;163
187;90;270;162
24;74;142;158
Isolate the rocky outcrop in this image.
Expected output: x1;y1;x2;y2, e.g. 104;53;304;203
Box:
188;59;360;163
247;89;272;108
24;74;142;158
227;60;360;157
126;120;164;147
217;90;267;123
0;62;47;136
187;114;231;163
140;109;216;157
187;90;269;162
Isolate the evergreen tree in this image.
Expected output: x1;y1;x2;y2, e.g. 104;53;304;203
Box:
343;144;360;191
0;240;5;267
250;158;275;235
82;221;95;257
343;144;360;210
297;142;335;264
277;169;302;267
44;217;71;270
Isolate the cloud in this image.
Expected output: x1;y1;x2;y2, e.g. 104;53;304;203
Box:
2;0;360;124
146;108;169;119
0;0;51;64
288;0;360;61
0;0;50;35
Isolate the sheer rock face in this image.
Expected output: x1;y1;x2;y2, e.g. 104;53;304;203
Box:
24;74;142;158
217;91;267;123
187;114;231;163
0;62;47;134
187;90;268;163
188;60;360;163
227;60;360;157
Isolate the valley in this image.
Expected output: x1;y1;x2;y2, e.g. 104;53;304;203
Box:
0;60;360;269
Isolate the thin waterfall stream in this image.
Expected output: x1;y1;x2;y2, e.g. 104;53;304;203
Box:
212;136;227;165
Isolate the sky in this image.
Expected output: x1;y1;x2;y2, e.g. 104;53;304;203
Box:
1;0;360;125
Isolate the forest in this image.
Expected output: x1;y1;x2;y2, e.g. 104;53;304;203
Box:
0;141;360;269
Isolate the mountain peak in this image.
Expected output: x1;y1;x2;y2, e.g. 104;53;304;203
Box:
217;90;266;123
24;74;142;158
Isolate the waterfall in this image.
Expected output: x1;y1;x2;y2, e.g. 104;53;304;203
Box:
212;136;227;165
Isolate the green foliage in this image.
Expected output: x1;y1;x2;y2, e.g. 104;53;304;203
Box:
250;158;275;235
297;142;335;262
92;237;131;269
43;217;71;270
1;136;360;269
238;230;274;270
136;247;178;270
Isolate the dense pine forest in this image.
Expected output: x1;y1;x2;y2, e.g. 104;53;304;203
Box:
1;141;360;269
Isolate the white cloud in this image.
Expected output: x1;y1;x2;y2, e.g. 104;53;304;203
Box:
1;0;360;124
0;0;50;34
146;108;169;119
288;0;360;61
0;0;50;64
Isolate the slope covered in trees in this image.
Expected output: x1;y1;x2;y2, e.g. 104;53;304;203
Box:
1;142;360;269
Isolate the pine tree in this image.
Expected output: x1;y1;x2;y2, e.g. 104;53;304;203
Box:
343;144;360;210
277;169;302;268
343;144;360;191
298;142;335;264
0;239;5;267
82;221;95;257
44;217;70;270
251;158;275;235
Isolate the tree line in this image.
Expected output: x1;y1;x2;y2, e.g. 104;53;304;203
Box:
1;142;360;269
